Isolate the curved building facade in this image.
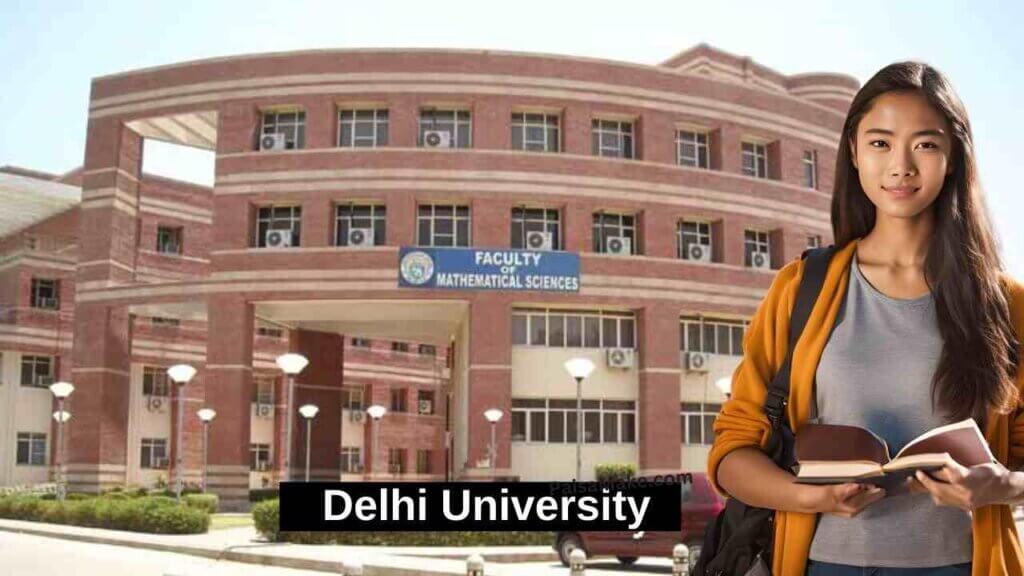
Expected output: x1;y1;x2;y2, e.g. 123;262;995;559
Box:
0;44;857;509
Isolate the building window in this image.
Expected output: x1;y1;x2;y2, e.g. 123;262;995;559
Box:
260;110;305;149
417;344;436;356
676;130;709;168
140;438;168;469
807;235;822;249
591;119;634;159
30;278;59;310
389;388;407;413
341;387;364;411
680;318;748;356
417;390;435;415
255;205;302;248
338;108;389;147
416;449;432;474
680;403;722;445
391;341;409;354
388;448;406;474
151;317;180;327
744;230;771;268
341;447;362;473
741;141;768;178
142;366;170;397
335;204;385;247
511;112;560;152
677;220;713;261
511;308;635;349
351;337;371;348
250;443;271;472
20;355;53;388
253;377;275;405
418;109;471;148
511;207;560;250
803;150;818;189
511;399;636;444
156;226;183;255
592;212;636;254
417;204;470;247
256;324;284;338
16;432;47;466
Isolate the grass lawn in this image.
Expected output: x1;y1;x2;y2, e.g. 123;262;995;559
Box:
210;514;254;530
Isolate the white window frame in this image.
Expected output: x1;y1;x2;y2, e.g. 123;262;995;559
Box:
418;108;472;148
253;377;275;405
16;432;47;466
511;399;637;445
592;211;636;254
250;443;271;471
156;226;183;255
341;387;364;411
335;203;386;247
31;278;59;310
807;234;822;249
340;447;362;472
140;438;168;469
591;118;635;159
677;220;713;260
338;108;389;148
255;205;302;247
511;112;560;152
511;308;636;349
511;206;561;250
416;204;471;247
676;130;710;168
744;229;771;267
261;110;305;149
680;402;722;445
803;149;818;189
680;317;749;356
20;355;53;388
741;141;768;178
142;366;171;397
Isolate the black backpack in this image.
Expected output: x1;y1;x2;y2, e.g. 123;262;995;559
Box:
693;245;836;576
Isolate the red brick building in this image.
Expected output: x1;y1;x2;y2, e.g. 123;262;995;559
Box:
0;44;856;510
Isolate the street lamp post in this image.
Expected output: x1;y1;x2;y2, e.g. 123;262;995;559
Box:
196;408;217;493
564;358;595;482
167;364;197;501
366;405;387;477
49;381;74;502
483;409;503;470
298;404;319;482
275;353;309;483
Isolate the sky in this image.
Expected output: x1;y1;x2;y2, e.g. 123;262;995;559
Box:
1;0;1021;276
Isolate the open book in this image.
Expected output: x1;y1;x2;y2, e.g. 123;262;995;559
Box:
793;418;994;486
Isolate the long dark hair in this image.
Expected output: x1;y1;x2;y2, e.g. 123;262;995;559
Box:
832;62;1019;428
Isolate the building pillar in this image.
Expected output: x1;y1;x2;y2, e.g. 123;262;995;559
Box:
637;302;682;475
288;329;344;481
466;297;511;475
205;294;253;510
67;118;143;492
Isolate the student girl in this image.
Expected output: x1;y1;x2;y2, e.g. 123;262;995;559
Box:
707;61;1024;575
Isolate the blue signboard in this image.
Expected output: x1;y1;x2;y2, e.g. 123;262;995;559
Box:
398;247;580;292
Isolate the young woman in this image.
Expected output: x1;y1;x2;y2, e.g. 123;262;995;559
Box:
707;61;1024;576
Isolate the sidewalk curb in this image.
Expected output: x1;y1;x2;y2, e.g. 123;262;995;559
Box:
0;523;557;574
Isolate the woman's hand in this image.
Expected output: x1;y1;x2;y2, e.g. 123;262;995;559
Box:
798;482;886;516
906;461;1018;511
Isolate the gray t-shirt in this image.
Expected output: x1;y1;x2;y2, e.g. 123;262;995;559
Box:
807;250;973;567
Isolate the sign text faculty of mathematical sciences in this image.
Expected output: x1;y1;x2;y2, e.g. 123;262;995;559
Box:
398;247;580;292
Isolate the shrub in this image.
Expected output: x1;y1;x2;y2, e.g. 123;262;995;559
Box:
0;494;208;534
249;488;279;503
595;463;636;482
251;499;549;546
183;494;218;514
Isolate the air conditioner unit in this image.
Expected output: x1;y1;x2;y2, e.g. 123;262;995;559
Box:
687;243;712;263
686;351;710;373
147;396;167;413
264;229;293;248
33;375;54;387
525;230;553;251
422;130;452;148
256;404;273;419
153;457;169;469
348;228;373;247
751;251;771;270
37;297;58;309
418;400;433;415
349;410;365;423
259;133;287;151
606;347;635;368
605;235;631;255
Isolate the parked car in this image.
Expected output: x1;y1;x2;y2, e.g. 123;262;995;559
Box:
554;472;724;570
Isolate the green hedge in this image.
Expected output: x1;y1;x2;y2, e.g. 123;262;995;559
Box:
595;463;636;482
249;488;279;503
0;494;209;534
252;499;550;545
183;494;219;514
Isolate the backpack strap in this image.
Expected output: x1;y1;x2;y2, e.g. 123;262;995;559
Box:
763;246;836;430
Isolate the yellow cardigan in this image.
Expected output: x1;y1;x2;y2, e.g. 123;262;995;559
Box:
707;238;1024;576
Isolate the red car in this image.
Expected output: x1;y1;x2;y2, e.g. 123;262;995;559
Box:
554;472;724;570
